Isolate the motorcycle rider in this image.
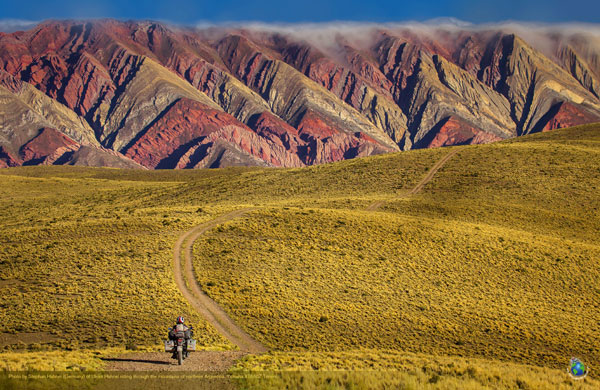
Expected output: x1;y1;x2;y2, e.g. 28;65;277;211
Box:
168;316;193;358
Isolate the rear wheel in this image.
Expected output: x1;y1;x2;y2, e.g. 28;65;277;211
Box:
178;349;183;365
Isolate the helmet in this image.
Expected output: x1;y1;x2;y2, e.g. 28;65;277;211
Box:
176;316;185;324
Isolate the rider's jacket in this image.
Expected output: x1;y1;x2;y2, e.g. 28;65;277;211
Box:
169;323;192;340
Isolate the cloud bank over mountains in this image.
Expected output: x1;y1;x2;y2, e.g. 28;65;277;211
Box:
0;19;39;32
3;18;600;33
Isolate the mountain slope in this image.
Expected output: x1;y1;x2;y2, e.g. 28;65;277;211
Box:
1;20;600;168
0;70;141;168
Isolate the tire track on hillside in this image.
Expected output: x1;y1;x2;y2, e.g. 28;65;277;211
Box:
409;148;459;195
173;208;268;353
367;148;459;211
365;200;386;211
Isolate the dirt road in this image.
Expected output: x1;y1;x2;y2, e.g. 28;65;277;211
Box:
107;149;458;369
106;209;266;371
408;148;459;195
367;148;459;211
103;350;246;371
173;209;267;354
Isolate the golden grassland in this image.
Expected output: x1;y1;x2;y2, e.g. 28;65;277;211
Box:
193;208;599;367
0;174;234;358
0;123;599;387
0;348;121;371
382;139;600;244
2;145;446;207
233;350;599;389
0;372;239;390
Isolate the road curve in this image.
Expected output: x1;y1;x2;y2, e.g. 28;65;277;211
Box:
173;208;268;353
367;148;459;211
175;150;460;349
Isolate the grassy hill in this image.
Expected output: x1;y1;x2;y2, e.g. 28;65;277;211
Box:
0;123;599;388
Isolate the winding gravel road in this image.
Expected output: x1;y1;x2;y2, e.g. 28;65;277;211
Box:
105;209;266;371
107;148;458;370
173;208;267;354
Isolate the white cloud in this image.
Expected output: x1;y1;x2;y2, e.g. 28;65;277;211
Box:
0;19;39;33
2;18;600;62
190;19;600;52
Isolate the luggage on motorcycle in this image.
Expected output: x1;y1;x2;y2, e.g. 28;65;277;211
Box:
186;339;196;351
164;340;174;352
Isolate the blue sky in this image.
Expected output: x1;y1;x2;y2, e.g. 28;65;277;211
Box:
1;0;599;24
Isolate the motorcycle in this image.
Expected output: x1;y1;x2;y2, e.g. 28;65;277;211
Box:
165;326;196;365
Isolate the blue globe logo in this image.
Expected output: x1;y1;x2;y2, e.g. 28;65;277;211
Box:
568;358;588;380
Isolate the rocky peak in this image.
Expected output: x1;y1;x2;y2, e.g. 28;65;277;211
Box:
1;20;600;170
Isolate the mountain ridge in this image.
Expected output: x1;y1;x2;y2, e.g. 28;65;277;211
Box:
1;19;599;168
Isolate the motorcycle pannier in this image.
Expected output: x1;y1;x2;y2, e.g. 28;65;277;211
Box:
164;340;174;352
186;339;196;351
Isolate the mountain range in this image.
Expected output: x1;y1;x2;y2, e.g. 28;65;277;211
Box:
1;20;599;169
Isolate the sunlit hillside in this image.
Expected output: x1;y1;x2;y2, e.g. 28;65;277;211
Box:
0;123;598;388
